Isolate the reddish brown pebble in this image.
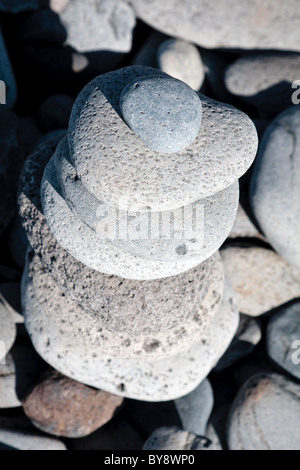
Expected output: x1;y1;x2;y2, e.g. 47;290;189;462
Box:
22;369;123;438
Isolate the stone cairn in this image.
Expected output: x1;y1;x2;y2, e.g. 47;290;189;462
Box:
18;66;258;402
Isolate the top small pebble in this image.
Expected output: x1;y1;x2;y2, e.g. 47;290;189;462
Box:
120;75;202;154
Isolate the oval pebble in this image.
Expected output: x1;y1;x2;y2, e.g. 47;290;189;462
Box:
120;74;202;154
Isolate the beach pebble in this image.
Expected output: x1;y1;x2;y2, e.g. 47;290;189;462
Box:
157;39;205;91
58;0;136;53
52;137;239;264
250;106;300;269
0;112;23;236
120;74;202;154
215;315;262;371
0;302;16;363
221;245;300;316
69;66;257;212
131;31;168;68
130;0;300;51
225;53;300;114
22;369;123;438
0;345;45;409
0;416;66;451
38;94;74;132
143;427;218;450
21;252;239;401
175;379;214;436
228;373;300;450
267;303;300;380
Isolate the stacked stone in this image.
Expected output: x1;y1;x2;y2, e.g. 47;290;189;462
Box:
19;65;258;402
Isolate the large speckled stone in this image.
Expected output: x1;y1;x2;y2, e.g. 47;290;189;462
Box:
267;303;300;380
129;0;300;52
52;136;239;264
228;373;300;450
143;427;219;450
225;53;300;115
250;106;300;269
221;245;300;316
68;66;257;212
22;369;123;438
175;379;214;436
58;0;136;53
157;39;205;91
21;252;239;401
120;74;202;154
18;136;224;334
21;250;224;361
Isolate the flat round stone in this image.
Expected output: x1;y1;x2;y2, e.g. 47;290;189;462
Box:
21;253;239;401
120;74;202;154
228;373;300;450
21;250;224;361
68;65;258;212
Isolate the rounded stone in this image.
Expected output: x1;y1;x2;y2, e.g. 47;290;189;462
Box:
21;250;224;361
250;106;300;269
228;373;300;450
68;65;258;212
229;204;266;241
174;379;214;436
21;253;239;401
221;245;300;316
22;369;123;438
157;39;205;91
58;0;136;53
225;52;300;115
143;427;213;451
0;302;16;363
54;136;239;263
129;0;300;52
120;74;202;154
267;303;300;380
